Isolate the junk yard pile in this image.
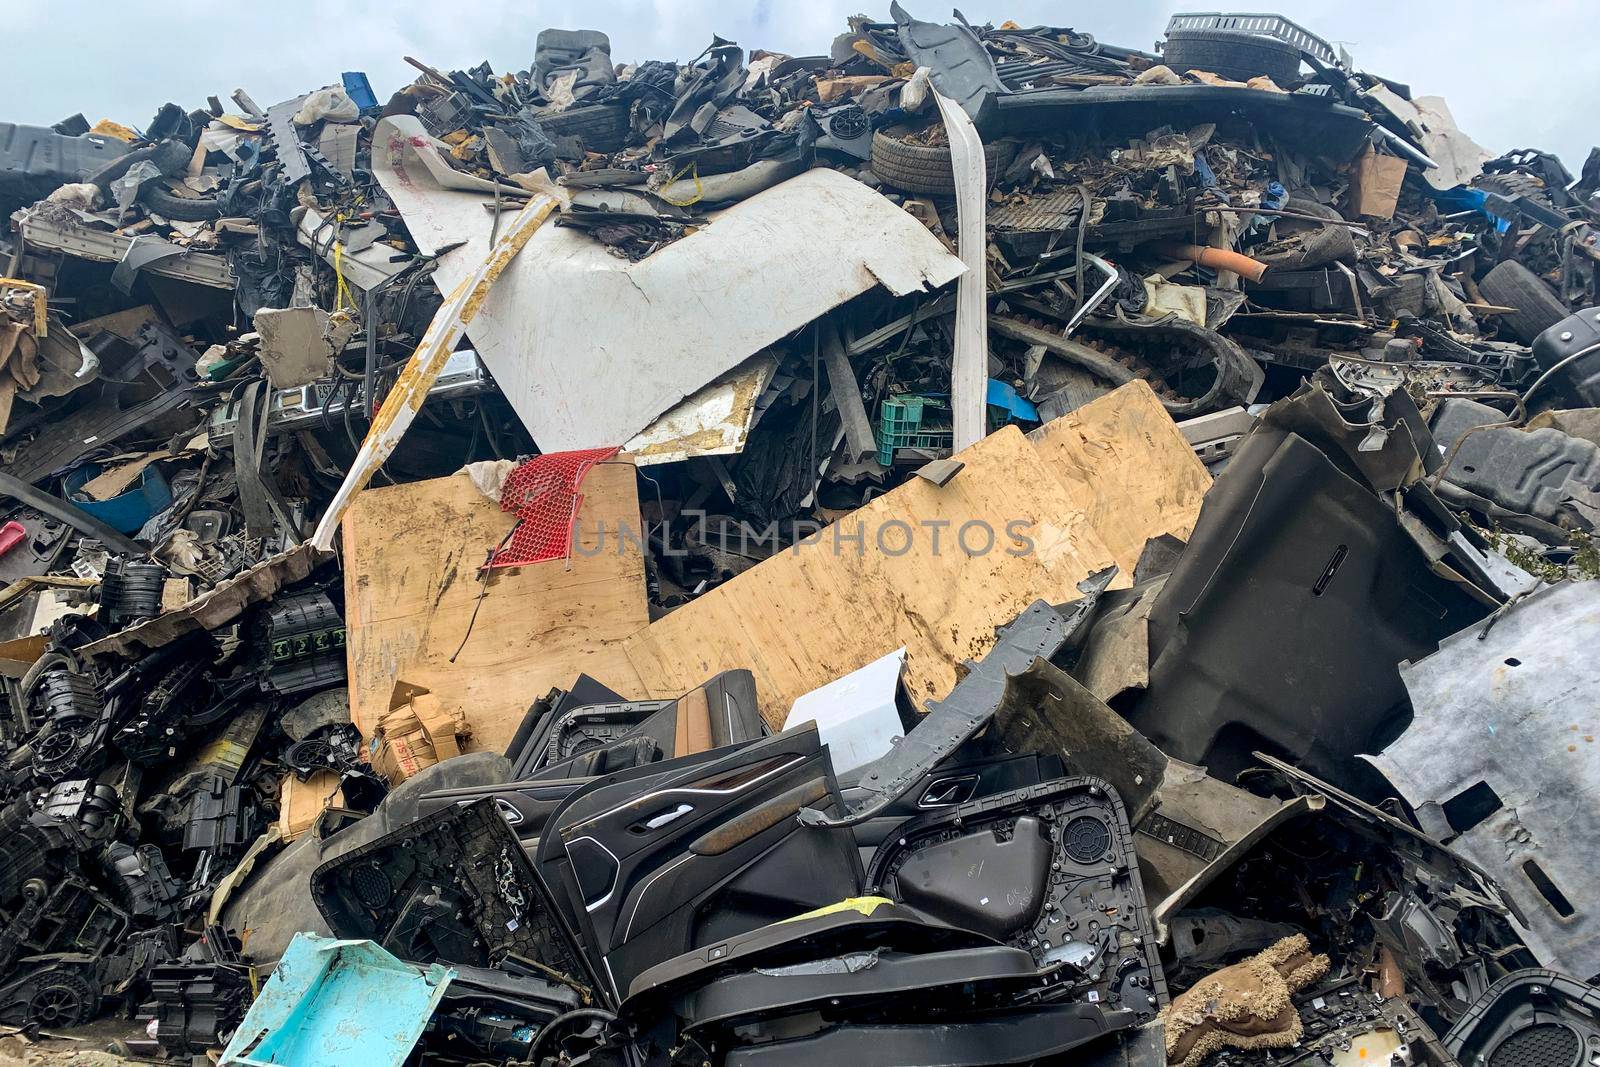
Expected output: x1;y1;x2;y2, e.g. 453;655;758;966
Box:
3;7;1600;1066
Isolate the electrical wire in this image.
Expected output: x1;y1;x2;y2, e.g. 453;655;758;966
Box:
169;450;214;529
599;459;666;523
340;377;362;451
462;409;483;461
478;403;504;460
450;524;516;663
319;377;340;436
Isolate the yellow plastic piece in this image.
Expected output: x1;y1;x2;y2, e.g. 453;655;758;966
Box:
778;896;896;925
89;119;138;141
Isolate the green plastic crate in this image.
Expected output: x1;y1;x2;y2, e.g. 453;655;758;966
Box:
877;394;952;466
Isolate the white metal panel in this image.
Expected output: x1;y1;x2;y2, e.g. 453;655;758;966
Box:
372;116;965;452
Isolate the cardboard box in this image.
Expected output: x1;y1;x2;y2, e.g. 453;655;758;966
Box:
278;769;345;842
1350;147;1407;221
370;682;469;783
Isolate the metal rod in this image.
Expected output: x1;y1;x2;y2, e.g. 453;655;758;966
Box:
1376;127;1439;171
1063;254;1120;336
1199;205;1371;233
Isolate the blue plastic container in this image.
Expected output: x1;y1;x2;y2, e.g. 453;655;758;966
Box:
62;464;172;534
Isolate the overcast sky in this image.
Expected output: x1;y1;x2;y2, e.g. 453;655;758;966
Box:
5;0;1595;173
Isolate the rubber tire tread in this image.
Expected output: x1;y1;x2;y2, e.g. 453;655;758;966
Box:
139;183;224;221
1480;260;1568;343
1163;29;1302;85
869;129;1013;196
1474;172;1552;205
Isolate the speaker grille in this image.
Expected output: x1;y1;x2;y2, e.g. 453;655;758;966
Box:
1491;1023;1582;1067
1063;816;1111;863
352;863;393;908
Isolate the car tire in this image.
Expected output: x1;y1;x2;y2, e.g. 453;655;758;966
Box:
1163;29;1303;85
1480;260;1568;343
869;128;1014;196
85;138;192;198
139;182;224;222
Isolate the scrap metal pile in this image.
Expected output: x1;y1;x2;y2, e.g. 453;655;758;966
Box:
1;7;1598;1065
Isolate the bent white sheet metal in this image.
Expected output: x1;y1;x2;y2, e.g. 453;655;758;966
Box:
372;115;965;453
621;354;778;466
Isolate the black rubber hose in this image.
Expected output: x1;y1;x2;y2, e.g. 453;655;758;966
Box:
524;1008;619;1064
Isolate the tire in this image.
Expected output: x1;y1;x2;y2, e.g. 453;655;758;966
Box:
1253;197;1355;269
1480;260;1567;343
1163;29;1302;85
868;128;1015;196
535;104;631;154
139;182;224;222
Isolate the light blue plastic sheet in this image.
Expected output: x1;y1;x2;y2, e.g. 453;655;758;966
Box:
220;933;453;1067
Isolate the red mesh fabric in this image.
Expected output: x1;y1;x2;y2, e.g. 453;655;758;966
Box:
489;447;620;567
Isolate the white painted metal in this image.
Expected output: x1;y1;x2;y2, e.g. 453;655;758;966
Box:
933;89;988;452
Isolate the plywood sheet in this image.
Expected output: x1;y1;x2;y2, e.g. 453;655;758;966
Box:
621;426;1120;728
344;383;1213;750
342;462;648;752
1028;381;1211;582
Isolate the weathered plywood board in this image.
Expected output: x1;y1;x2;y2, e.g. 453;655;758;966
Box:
344;383;1213;750
342;463;648;752
1028;381;1211;582
621;426;1120;728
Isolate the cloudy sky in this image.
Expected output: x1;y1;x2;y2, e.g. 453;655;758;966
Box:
6;0;1595;172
